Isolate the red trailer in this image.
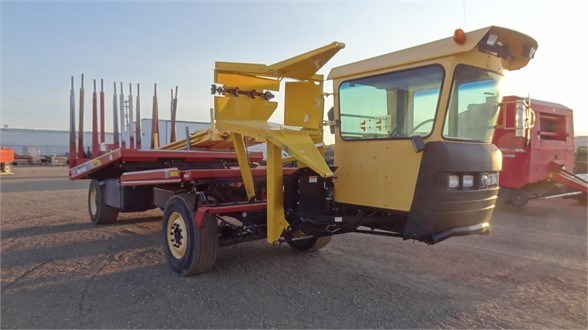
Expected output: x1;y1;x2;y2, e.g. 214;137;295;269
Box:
493;96;587;205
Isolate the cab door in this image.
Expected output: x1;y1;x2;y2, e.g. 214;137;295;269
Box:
332;65;444;212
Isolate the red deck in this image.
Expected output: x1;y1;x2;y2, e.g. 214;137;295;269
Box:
119;167;297;187
69;148;264;180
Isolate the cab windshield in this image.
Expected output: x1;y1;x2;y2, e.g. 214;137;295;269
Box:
443;65;503;142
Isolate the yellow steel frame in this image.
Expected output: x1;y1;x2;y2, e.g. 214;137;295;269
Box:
161;42;345;244
154;27;538;244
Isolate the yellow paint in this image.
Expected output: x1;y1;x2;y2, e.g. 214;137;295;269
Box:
265;42;345;80
333;139;422;211
217;119;333;178
153;133;159;149
215;72;280;91
330;26;537;210
328;26;537;80
284;81;323;130
215;42;344;81
164;42;343;243
266;142;290;243
232;133;256;201
215;96;277;122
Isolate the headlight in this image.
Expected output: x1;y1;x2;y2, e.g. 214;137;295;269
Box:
463;175;474;188
448;175;460;188
480;174;489;188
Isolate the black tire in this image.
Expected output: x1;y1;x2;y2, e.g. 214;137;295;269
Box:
88;179;119;224
510;189;529;206
2;162;12;173
162;194;219;276
287;235;331;252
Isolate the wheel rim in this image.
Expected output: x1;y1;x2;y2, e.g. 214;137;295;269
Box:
89;186;98;216
167;212;188;259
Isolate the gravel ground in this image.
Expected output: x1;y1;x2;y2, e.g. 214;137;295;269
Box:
1;167;586;329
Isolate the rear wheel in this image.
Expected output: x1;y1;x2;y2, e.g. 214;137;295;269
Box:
88;179;119;224
162;194;219;276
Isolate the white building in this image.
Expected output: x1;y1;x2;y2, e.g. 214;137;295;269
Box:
0;127;114;158
140;119;210;149
0;119;267;159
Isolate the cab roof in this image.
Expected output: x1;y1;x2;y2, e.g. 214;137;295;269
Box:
328;26;538;80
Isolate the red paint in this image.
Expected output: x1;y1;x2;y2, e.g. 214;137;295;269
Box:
0;148;15;163
453;28;466;45
548;161;587;193
100;83;105;144
195;202;267;229
92;86;99;158
69;148;264;180
119;167;297;186
181;167;297;181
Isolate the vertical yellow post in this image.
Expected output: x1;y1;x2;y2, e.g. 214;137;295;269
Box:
266;141;290;243
232;133;256;201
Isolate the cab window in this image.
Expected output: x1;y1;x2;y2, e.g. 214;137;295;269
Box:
339;65;444;140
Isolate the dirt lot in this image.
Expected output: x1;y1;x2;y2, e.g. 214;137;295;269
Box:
1;167;586;329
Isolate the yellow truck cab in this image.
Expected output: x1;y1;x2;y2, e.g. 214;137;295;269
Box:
328;26;537;243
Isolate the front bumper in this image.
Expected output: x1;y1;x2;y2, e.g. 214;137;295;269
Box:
426;221;490;244
404;141;501;243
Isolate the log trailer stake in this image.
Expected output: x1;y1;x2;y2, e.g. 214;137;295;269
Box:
113;82;119;147
69;76;76;165
77;74;84;159
136;83;142;149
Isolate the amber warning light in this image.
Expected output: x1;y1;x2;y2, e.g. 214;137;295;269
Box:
453;28;466;45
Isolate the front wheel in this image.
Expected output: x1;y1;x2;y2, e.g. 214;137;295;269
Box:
88;179;119;224
2;162;12;173
162;195;219;276
510;189;529;206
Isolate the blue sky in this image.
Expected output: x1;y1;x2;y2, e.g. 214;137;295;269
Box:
1;0;587;139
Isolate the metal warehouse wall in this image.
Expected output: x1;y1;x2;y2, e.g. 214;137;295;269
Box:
0;128;113;157
140;119;210;149
1;121;268;159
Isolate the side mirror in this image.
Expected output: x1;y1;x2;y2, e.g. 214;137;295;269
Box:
327;106;335;134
